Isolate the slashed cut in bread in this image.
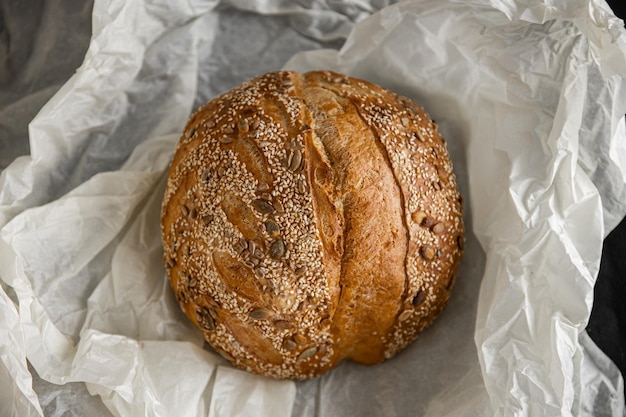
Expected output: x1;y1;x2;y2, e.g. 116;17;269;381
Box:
161;70;464;380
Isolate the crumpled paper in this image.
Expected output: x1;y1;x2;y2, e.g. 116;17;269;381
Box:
1;0;625;417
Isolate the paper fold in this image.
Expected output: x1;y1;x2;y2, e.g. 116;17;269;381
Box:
1;0;625;416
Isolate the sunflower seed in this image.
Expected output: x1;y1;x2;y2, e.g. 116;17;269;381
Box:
457;235;465;250
217;349;234;362
238;118;249;133
176;289;187;304
293;334;306;345
297;157;306;173
224;124;234;134
273;320;294;330
298;347;318;361
219;135;233;144
273;199;284;213
202;214;213;225
235;238;248;254
206;119;216;128
401;117;410;127
446;275;456;290
294;266;306;276
297;179;306;194
288;149;302;171
399;310;412;322
437;166;449;181
185;128;196;140
196;307;215;331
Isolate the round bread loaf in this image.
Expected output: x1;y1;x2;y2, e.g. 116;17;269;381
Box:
161;70;464;380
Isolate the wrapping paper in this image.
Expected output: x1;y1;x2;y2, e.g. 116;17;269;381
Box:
1;0;626;416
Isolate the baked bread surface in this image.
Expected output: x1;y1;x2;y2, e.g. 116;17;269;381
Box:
161;70;464;379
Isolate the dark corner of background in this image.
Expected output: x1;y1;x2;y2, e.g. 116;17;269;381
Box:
586;0;626;391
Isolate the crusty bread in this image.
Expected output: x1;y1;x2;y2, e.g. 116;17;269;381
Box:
161;70;464;380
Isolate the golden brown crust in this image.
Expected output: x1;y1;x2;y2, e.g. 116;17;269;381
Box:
161;70;464;380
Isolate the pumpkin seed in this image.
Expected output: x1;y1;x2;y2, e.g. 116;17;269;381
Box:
250;308;269;320
269;239;286;259
432;223;445;235
251;198;275;214
412;290;426;306
264;220;280;238
420;245;435;261
283;339;297;351
421;216;436;228
411;211;426;225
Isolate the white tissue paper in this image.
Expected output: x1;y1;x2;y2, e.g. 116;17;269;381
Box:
1;0;625;416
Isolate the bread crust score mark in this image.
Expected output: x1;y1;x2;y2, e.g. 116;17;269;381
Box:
160;70;464;380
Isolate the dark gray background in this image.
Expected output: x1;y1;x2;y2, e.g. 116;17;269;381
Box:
1;0;624;411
